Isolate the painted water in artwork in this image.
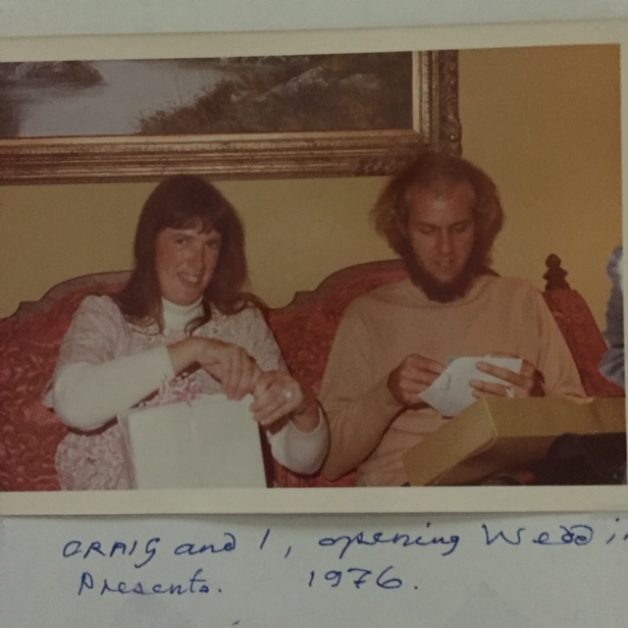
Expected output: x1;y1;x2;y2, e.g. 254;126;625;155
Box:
0;53;413;138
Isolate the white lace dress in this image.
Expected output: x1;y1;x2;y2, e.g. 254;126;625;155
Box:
49;295;326;489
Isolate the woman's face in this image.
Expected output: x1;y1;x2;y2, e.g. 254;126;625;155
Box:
154;225;222;305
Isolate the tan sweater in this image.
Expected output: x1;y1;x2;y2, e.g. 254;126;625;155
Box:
320;275;586;486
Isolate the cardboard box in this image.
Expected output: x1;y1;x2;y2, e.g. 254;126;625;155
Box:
403;396;626;486
119;394;267;489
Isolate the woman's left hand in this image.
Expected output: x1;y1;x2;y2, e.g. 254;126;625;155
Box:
470;357;545;398
250;371;318;430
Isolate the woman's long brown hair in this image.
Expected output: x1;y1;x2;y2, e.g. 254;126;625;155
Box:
114;175;258;332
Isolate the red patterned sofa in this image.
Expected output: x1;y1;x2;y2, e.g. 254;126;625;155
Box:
0;257;623;491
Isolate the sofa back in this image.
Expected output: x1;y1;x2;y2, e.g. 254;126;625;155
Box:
0;273;128;491
0;259;621;491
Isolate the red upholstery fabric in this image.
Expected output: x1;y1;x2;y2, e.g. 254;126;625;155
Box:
543;288;624;397
0;262;620;491
266;260;407;487
0;284;120;491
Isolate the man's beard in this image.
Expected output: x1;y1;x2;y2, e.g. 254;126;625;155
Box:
403;248;483;303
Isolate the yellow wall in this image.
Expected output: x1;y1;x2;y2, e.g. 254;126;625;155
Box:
460;44;621;329
0;176;391;313
0;44;621;330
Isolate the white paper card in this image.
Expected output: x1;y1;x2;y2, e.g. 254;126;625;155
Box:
3;512;628;627
419;356;523;417
119;394;266;489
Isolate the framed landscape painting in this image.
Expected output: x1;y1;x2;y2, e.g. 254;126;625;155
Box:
0;50;460;183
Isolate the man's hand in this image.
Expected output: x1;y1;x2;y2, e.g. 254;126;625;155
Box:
470;358;545;398
387;354;445;407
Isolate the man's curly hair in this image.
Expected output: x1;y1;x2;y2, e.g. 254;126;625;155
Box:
371;151;504;268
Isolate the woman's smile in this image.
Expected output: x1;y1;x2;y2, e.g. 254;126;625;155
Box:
155;226;221;305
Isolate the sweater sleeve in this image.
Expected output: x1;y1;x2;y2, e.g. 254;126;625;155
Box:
319;303;403;480
50;296;175;430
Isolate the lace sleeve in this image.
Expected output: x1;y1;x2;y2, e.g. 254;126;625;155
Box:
51;295;174;429
221;306;285;372
55;295;125;373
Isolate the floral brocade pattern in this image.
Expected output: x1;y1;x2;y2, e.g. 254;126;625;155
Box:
1;266;407;491
0;285;109;491
1;262;617;491
543;289;624;397
266;266;409;396
266;265;409;487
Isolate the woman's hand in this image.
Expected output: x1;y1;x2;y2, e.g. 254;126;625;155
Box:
168;337;260;400
196;338;260;400
250;371;319;431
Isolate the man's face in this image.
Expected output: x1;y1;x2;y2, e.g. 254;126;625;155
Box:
406;181;477;300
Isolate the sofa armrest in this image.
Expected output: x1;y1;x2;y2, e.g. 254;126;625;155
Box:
542;254;623;397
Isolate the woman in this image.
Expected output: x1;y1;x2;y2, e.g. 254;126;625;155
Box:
49;175;328;490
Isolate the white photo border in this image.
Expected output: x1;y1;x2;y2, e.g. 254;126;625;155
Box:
0;19;627;515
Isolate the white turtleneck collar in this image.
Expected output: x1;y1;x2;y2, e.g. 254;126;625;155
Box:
162;297;204;331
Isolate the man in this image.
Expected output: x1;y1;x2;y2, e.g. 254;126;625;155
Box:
320;152;585;486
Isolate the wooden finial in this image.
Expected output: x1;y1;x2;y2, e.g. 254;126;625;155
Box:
544;254;570;290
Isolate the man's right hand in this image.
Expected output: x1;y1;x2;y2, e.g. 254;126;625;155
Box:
387;354;445;407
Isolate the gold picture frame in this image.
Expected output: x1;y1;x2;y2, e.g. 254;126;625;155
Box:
0;50;460;183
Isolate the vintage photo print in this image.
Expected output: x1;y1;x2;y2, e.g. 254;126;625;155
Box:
0;22;626;514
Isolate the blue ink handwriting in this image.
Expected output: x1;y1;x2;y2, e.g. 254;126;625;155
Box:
62;537;161;569
78;568;211;596
173;533;236;557
318;525;460;560
308;565;403;590
481;523;594;547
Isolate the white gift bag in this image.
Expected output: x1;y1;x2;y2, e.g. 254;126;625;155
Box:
119;394;267;489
